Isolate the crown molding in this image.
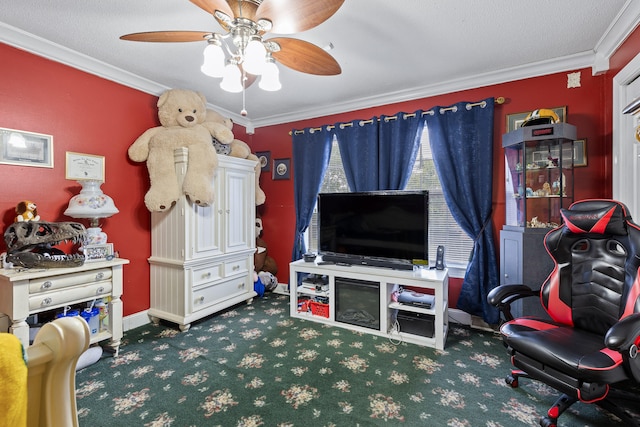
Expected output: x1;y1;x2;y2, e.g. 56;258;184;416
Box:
3;7;639;131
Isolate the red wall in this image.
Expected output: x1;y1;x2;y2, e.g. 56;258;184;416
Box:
1;23;638;315
0;43;158;316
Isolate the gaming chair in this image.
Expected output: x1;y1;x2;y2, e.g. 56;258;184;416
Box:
488;199;640;426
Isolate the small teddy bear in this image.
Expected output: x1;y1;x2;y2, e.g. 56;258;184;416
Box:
128;89;234;212
204;109;266;206
15;200;40;222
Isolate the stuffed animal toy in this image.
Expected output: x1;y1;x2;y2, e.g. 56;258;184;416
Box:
15;200;40;222
254;216;278;276
257;271;278;292
204;109;266;205
128;89;234;212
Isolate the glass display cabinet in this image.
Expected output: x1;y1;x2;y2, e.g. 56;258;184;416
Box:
503;122;577;229
500;122;578;318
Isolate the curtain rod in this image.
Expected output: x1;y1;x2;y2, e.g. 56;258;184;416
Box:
290;97;505;135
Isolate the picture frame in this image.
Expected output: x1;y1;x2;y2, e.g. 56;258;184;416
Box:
530;139;587;167
65;152;105;181
256;151;271;172
0;127;53;168
83;243;114;262
273;158;291;180
506;106;567;132
573;139;587;167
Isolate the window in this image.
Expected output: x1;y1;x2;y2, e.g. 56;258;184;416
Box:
306;128;473;268
405;127;474;267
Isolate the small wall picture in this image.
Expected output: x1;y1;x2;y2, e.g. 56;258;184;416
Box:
273;158;291;180
0;127;53;168
256;151;271;172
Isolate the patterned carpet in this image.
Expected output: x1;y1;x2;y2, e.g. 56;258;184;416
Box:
75;293;626;426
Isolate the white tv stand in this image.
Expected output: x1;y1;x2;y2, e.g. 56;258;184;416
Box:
289;259;449;349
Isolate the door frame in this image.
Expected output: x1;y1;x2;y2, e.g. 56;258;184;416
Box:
613;52;640;217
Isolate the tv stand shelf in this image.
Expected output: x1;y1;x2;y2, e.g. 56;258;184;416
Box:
289;259;449;349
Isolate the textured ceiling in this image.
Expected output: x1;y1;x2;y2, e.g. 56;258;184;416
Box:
1;0;638;129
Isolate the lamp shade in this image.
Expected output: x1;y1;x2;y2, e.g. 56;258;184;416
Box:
64;180;119;219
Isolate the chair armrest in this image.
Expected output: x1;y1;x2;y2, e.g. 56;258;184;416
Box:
487;284;539;322
605;313;640;351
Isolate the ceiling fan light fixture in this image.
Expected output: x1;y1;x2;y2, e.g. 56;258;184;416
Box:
201;40;226;78
243;38;267;75
259;57;281;92
220;61;243;93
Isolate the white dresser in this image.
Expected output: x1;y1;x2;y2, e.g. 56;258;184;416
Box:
0;258;129;355
148;148;257;331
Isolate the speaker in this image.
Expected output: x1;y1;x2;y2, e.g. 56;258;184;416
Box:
435;245;445;270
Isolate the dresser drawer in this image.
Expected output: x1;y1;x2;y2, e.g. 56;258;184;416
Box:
192;276;251;312
29;268;112;294
191;263;223;287
29;281;113;312
224;257;249;277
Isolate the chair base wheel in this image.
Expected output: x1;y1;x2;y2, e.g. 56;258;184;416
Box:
539;417;556;427
506;374;518;388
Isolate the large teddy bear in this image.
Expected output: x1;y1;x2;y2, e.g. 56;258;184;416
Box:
205;109;266;205
128;89;234;212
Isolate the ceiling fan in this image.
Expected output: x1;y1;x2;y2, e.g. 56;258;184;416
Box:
120;0;344;94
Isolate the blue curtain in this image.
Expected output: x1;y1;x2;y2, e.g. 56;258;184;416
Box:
378;112;424;190
291;126;334;261
333;119;379;191
425;98;500;324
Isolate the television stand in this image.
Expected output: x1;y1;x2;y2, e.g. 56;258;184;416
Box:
289;259;449;349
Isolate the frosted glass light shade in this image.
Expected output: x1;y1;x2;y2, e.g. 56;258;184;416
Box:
259;60;281;91
243;39;266;75
201;43;225;77
220;63;243;93
64;180;119;219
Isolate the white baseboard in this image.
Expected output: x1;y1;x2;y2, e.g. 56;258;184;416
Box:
122;310;150;332
448;308;472;325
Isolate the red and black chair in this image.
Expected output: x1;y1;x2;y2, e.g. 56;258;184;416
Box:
488;199;640;426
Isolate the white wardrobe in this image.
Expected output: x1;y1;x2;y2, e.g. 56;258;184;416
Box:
148;148;257;331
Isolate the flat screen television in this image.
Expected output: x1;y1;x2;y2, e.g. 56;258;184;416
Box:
318;191;428;270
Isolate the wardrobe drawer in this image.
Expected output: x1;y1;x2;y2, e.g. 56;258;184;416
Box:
29;268;112;294
224;257;249;277
192;277;251;312
191;263;223;287
29;281;113;312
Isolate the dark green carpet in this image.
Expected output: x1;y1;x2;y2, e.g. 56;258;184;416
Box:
76;294;626;426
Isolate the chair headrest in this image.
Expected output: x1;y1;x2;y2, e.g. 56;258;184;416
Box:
560;200;628;235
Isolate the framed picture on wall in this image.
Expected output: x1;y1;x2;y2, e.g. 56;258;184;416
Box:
65;152;105;181
573;139;587;167
273;158;290;180
0;127;53;168
256;151;271;172
506;106;567;132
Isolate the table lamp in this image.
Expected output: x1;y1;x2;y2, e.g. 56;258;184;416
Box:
64;180;119;245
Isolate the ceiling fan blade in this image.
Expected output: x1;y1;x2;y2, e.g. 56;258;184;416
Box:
120;31;212;43
270;37;341;76
256;0;345;34
189;0;234;18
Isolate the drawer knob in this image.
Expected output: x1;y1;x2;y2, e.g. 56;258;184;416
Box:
42;281;52;290
198;296;205;303
233;265;240;271
41;297;52;307
95;272;104;280
96;286;105;294
202;272;211;279
238;282;244;289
